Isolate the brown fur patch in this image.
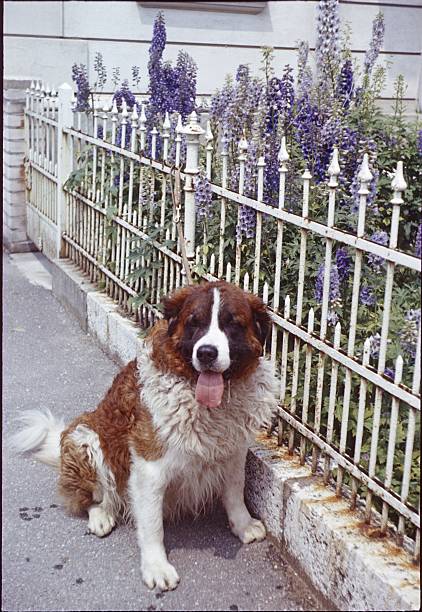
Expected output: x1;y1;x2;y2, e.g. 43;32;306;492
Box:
59;360;164;515
58;436;98;515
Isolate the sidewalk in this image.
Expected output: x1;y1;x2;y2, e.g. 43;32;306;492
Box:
2;251;326;612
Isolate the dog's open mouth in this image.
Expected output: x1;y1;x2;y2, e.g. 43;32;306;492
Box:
195;371;225;408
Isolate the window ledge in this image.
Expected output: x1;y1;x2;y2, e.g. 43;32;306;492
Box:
138;2;266;14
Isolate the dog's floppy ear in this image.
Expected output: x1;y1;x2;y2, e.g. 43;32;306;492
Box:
246;292;271;349
162;285;196;336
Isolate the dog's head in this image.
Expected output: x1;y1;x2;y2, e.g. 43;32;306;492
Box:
159;281;271;407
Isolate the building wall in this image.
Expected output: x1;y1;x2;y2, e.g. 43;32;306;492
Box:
4;0;422;111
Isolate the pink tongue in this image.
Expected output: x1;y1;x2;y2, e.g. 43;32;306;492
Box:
195;372;225;408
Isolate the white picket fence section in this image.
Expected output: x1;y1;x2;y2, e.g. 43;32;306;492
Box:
24;81;421;560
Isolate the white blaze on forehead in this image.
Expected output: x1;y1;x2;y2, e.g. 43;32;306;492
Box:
192;288;231;373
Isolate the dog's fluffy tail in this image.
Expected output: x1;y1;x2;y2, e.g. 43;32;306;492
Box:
9;409;65;467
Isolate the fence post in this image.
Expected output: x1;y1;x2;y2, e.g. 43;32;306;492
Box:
56;83;73;258
182;111;204;261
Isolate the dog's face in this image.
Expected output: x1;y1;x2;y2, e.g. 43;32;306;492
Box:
162;282;271;406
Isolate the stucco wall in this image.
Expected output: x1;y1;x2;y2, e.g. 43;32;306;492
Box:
4;0;422;111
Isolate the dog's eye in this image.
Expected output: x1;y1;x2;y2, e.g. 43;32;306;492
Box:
227;317;243;331
188;314;200;328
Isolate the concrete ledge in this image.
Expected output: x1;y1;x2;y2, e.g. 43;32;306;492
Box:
3;235;37;254
52;260;97;332
246;437;420;611
51;257;420;612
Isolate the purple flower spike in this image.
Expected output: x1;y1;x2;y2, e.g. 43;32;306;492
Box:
195;172;213;219
315;264;341;305
415;223;422;258
364;12;385;75
359;284;376;306
367;231;388;271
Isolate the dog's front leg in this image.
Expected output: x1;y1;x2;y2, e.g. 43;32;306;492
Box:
128;455;180;591
222;445;266;544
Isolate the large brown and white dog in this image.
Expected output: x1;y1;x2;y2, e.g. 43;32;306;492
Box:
11;281;279;590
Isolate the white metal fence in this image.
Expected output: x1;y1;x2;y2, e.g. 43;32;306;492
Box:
24;81;421;560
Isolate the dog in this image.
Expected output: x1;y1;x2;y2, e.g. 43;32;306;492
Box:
10;280;279;591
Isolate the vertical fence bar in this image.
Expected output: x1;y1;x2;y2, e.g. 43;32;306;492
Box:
278;295;291;446
380;355;404;533
182;111;204;263
288;165;311;449
56;83;73;258
253;156;265;295
350;338;371;508
300;307;315;463
398;319;421;551
205;120;213;181
218;136;228;278
270;138;289;368
234;135;248;286
337;153;372;494
323;322;342;482
312;147;340;473
365;161;406;523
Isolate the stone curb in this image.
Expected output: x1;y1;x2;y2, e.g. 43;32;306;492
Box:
51;257;420;612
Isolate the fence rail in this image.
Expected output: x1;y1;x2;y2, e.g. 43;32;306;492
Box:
24;80;421;560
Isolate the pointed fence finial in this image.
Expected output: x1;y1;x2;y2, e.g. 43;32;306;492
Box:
121;99;128;117
206;120;213;142
176;113;183;133
188;110;198;125
278;135;289;163
358;153;373;183
139;103;147;124
391;160;407;193
238;134;248;155
182;111;204;135
131;104;138;122
163;111;171;130
328;146;340;186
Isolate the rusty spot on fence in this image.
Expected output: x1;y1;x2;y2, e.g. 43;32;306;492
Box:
355;521;387;540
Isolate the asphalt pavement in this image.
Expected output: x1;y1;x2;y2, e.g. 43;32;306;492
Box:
2;250;326;612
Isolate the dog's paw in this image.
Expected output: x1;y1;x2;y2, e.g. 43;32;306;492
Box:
87;506;116;538
141;557;180;591
235;518;266;544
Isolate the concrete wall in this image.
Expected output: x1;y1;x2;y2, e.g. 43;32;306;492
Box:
3;78;36;253
4;0;422;112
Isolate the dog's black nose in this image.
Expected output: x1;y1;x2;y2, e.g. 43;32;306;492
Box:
197;344;218;365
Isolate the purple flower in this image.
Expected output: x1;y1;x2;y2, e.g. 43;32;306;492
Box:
417;130;422;157
315;0;340;78
71;63;91;112
297;41;313;97
174;51;197;119
368;333;381;359
364;12;385;75
336;60;354;108
400;309;421;361
384;367;395;380
195;172;213;219
359;284;376;306
236;141;258;240
315;264;341;304
113;80;137;111
335;247;351;283
367;231;388;271
327;310;339;327
415;223;422;258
